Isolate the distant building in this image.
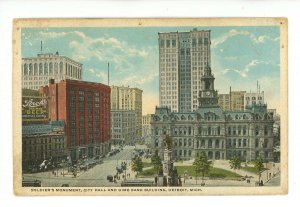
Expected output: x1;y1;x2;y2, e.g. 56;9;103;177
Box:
159;29;211;112
230;91;246;111
244;92;264;110
218;91;246;111
218;94;230;111
110;85;143;140
142;114;153;137
22;121;67;172
111;110;136;145
40;79;111;161
22;52;82;90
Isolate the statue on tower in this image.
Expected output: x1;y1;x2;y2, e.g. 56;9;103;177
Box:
163;135;172;150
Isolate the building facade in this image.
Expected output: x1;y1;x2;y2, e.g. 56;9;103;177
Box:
40;79;111;161
159;29;211;112
22;52;82;90
110;85;143;139
111;110;136;145
244;92;265;110
22;121;67;172
218;91;246;111
218;94;230;111
151;67;275;162
142;114;153;137
230;91;246;111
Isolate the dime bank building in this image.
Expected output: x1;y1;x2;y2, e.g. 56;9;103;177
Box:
152;31;275;161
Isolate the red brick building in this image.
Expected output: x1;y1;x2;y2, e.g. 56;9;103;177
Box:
40;79;111;160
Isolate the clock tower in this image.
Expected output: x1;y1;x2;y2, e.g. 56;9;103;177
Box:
198;66;218;107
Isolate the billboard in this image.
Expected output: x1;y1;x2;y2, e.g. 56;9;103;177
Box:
22;96;49;121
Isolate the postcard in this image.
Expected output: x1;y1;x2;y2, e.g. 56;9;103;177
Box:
13;18;288;195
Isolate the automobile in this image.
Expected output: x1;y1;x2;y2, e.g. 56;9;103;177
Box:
61;184;69;187
107;175;114;182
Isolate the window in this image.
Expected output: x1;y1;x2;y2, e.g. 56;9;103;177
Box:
24;64;28;75
172;39;176;47
181;49;184;55
255;126;259;136
208;139;212;148
198;38;202;45
39;63;43;75
192;38;196;46
166;40;170;47
228;127;231;135
243;139;247;147
60;62;63;75
44;63;48;75
160;39;164;47
243;126;247;135
54;62;58;75
34;63;38;75
29;63;33;75
49;62;53;75
208;127;211;135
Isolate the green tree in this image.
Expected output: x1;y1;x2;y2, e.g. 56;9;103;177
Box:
193;152;212;185
131;156;143;176
151;155;162;176
254;156;264;184
229;155;242;173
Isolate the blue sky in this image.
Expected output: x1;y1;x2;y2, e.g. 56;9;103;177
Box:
21;26;280;115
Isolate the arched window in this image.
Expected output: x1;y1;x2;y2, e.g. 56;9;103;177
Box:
208;139;212;148
29;63;33;75
49;62;53;75
217;126;221;135
215;139;220;148
198;127;202;135
208;126;211;135
54;62;58;75
243;126;247;135
188;138;192;146
39;63;43;75
24;64;28;75
44;63;48;75
201;140;205;148
34;63;38;75
238;126;241;135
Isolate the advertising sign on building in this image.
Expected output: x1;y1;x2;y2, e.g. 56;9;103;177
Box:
22;96;49;121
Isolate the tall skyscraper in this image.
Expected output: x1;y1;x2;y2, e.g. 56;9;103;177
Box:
22;52;83;90
158;29;211;112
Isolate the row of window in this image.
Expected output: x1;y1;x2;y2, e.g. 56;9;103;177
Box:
23;62;81;79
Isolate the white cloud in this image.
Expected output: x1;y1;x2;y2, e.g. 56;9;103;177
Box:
212;29;279;48
212;29;250;48
252;35;280;44
221;59;271;78
88;68;95;74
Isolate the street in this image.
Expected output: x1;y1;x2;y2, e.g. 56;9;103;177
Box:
23;146;136;187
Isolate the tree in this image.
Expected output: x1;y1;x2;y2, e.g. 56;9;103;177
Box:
193;152;212;185
229;155;242;173
151;155;162;176
254;156;264;184
131;156;143;176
